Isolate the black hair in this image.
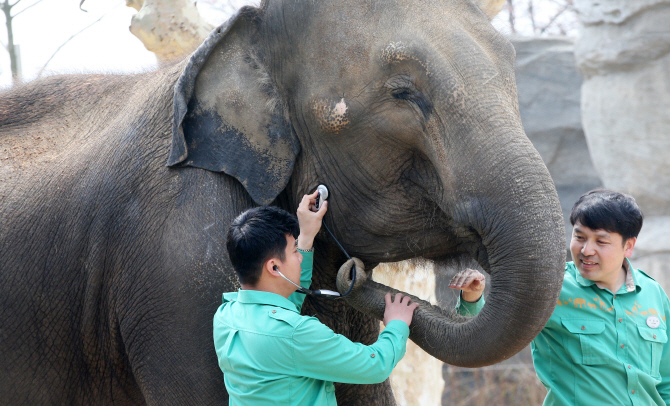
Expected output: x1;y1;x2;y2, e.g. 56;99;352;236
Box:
570;189;643;242
226;206;300;285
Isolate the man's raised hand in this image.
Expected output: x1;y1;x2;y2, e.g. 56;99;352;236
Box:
449;268;486;303
296;191;327;251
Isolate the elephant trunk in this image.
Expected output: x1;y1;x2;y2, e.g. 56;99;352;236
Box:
337;152;566;367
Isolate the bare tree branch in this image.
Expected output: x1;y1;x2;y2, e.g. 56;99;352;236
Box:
2;0;21;83
548;0;573;6
8;0;22;9
528;0;536;33
36;9;110;77
502;0;578;37
13;0;47;17
540;4;568;34
507;0;516;34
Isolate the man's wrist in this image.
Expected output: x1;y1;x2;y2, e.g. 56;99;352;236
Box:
461;291;483;303
297;236;314;251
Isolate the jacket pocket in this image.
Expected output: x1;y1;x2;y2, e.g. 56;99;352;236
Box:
562;318;608;365
637;325;667;377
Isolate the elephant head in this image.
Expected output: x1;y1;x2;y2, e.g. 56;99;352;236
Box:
168;0;565;367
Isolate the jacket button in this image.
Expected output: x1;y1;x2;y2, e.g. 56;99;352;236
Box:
653;334;657;339
581;326;585;330
628;365;631;369
619;318;623;322
371;354;376;358
620;344;624;349
632;390;635;394
272;310;276;314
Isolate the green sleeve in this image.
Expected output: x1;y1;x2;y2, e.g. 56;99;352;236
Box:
290;318;410;384
288;250;313;312
657;296;670;404
455;292;485;317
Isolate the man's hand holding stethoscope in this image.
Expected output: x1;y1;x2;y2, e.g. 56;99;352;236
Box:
296;190;328;252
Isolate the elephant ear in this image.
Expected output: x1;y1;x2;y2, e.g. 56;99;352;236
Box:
168;7;299;205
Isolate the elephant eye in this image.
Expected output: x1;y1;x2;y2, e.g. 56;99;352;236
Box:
391;88;415;101
390;86;432;119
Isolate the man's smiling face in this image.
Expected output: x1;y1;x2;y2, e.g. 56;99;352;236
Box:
569;221;636;289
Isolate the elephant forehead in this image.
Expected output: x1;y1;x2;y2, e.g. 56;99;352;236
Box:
381;42;413;63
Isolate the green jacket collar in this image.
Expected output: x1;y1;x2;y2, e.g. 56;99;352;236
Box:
574;258;641;293
222;289;299;313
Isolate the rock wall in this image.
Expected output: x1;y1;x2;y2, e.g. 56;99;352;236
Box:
512;36;601;245
127;0;213;64
574;0;670;291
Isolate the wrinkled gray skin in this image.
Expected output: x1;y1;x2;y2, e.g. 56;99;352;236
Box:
0;1;565;405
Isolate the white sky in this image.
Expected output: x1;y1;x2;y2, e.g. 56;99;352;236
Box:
0;0;148;88
0;0;253;88
0;0;575;89
492;0;579;37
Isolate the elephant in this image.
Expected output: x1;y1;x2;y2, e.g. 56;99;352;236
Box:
573;298;586;308
0;0;566;405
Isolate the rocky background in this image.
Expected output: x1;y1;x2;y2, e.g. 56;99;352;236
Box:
514;36;600;245
575;0;670;292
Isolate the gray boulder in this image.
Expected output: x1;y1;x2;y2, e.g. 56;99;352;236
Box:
512;37;601;244
575;0;670;290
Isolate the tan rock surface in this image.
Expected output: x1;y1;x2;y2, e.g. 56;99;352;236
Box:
127;0;213;63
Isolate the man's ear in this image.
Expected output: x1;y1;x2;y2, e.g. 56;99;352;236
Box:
266;259;282;277
624;237;637;258
471;0;505;20
169;7;299;205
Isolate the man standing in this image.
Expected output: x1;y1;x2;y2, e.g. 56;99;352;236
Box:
451;189;670;405
213;191;419;405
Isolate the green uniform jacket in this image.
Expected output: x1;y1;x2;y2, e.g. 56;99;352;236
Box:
463;260;670;406
212;251;410;406
533;260;670;406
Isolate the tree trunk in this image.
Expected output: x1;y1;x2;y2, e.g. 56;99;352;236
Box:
2;1;20;85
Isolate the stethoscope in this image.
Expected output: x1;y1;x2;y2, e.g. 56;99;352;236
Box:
274;185;357;300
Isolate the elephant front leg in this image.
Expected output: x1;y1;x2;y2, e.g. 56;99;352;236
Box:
303;244;397;406
117;265;230;406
